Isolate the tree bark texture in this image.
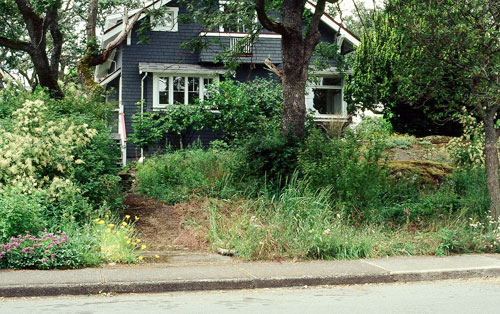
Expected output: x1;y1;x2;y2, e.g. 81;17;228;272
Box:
255;0;330;138
483;116;500;219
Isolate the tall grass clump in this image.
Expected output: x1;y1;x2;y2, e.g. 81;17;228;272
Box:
208;177;373;260
135;147;235;203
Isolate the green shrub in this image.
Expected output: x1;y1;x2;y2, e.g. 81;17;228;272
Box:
298;130;388;216
447;110;487;168
375;167;489;224
354;116;393;140
72;125;122;210
0;98;121;227
202;78;282;141
234;126;302;184
0;188;45;242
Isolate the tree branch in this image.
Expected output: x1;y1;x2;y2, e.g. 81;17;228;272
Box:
13;0;44;44
47;9;63;78
264;58;283;79
304;0;330;62
254;0;287;34
86;0;99;42
0;36;31;52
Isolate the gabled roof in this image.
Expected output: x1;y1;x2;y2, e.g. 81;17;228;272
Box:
305;1;360;46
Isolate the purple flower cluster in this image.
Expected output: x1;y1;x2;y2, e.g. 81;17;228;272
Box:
0;230;68;264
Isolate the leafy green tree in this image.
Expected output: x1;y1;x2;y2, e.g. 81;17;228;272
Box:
0;0;144;96
0;0;65;97
350;0;500;218
342;0;380;38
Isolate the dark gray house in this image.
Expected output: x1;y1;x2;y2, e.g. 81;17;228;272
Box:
94;0;360;165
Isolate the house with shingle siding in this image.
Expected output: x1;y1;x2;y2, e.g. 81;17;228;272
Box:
95;0;360;164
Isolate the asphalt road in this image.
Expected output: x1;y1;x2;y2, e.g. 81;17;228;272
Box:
2;278;500;314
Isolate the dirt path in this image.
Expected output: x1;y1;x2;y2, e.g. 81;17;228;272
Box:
123;193;209;252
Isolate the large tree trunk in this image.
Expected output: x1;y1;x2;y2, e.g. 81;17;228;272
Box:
483;116;500;219
29;48;63;98
281;32;308;137
5;0;65;98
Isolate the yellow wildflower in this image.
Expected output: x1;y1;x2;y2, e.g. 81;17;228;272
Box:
155;255;160;259
135;216;139;221
136;239;141;243
107;224;115;227
132;242;136;246
124;236;129;239
98;220;105;225
138;256;143;261
122;221;127;226
127;240;131;244
94;218;100;222
105;214;109;218
141;244;146;250
125;215;130;219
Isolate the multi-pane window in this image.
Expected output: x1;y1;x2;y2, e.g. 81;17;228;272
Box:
153;74;218;108
312;77;344;115
202;78;214;101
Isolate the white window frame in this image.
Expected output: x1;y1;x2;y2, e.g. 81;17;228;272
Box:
151;7;179;32
309;76;347;117
153;73;219;109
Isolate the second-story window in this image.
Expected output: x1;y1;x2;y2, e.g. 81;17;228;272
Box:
152;7;179;32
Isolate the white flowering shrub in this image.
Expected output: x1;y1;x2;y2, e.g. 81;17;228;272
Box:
447;110;488;168
0;100;97;192
0;99;116;227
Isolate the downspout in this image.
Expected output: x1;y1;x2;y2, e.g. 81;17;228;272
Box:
140;71;148;161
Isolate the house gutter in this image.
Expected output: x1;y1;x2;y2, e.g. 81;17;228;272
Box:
140;71;149;161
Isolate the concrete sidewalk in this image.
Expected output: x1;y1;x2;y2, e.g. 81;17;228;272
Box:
2;253;500;298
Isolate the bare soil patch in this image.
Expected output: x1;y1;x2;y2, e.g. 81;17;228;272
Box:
123;193;210;252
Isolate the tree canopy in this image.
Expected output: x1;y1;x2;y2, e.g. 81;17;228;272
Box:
349;0;500;217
